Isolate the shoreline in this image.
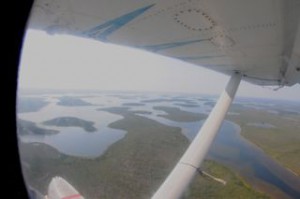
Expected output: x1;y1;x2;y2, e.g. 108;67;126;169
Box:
238;130;300;177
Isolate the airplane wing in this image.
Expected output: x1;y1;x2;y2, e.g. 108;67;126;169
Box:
27;0;300;86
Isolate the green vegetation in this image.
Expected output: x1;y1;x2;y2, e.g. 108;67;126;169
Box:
183;160;269;199
43;117;97;132
20;106;268;199
174;103;199;108
123;103;145;106
132;110;152;115
227;103;300;175
17;119;59;135
153;106;206;122
198;98;213;102
57;96;93;106
141;98;194;104
204;101;215;107
17;97;49;113
273;109;300;117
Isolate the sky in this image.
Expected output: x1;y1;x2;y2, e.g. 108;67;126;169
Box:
19;30;300;101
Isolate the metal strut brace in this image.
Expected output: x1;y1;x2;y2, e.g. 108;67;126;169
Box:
152;72;242;199
179;162;227;185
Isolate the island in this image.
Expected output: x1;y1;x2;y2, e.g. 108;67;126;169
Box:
153;106;206;122
17;119;59;135
42;117;97;132
132;110;152;115
122;102;145;106
141;98;195;104
174;103;199;108
57;96;93;106
204;101;216;107
17;97;49;113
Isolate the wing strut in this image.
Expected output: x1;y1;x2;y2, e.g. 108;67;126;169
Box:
152;72;242;199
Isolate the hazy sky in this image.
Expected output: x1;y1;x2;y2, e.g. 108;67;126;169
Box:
19;30;300;101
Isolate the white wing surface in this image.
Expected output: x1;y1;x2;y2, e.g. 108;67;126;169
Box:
27;0;300;86
24;2;300;198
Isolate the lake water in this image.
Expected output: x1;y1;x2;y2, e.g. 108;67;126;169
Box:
209;121;300;199
18;97;126;157
18;93;300;198
247;122;276;128
134;103;300;199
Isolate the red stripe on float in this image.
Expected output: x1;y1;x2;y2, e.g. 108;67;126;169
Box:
62;194;82;199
